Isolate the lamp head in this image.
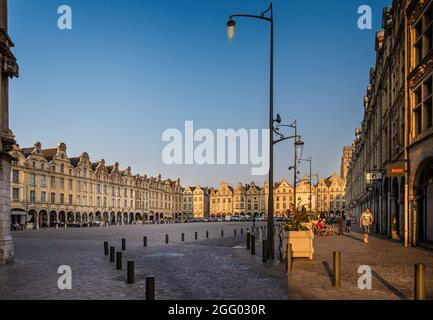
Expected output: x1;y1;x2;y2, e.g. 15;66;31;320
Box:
227;18;236;40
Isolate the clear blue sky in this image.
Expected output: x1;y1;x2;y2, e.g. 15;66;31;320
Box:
9;0;390;187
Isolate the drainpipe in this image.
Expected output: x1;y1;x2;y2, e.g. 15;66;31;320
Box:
403;10;409;248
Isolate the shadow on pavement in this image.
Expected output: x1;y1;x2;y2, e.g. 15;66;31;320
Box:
372;270;409;300
322;261;333;285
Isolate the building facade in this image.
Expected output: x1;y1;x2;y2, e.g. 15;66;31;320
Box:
9;142;184;229
346;0;433;248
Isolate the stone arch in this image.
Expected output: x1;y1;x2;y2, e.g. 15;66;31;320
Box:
116;212;122;225
39;210;48;229
110;211;116;225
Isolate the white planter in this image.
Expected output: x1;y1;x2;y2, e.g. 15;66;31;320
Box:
280;228;314;260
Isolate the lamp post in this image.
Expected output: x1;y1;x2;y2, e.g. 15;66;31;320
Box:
227;3;276;258
298;157;312;213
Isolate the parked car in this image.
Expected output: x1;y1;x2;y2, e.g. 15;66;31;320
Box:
217;217;224;222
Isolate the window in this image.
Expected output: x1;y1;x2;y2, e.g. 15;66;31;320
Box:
70;195;74;205
60;178;65;189
60;164;64;174
51;193;56;204
69;179;73;190
41;191;46;203
40;175;46;187
60;193;65;204
77;181;81;192
50;176;56;188
12;170;19;183
12;188;19;201
29;173;36;186
30;190;36;202
424;78;433;129
97;184;101;194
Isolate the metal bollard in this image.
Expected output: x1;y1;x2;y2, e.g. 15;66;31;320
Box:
251;235;255;255
127;261;134;284
206;231;209;238
104;242;109;256
333;251;341;288
146;276;155;300
109;246;115;262
143;236;147;247
234;229;237;236
241;228;243;235
122;238;126;251
415;263;426;300
165;234;169;244
116;252;122;270
262;239;267;263
286;243;293;272
195;232;198;240
221;230;224;237
246;232;251;250
181;233;185;242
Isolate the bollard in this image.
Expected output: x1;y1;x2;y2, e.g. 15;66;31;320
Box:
122;238;126;251
195;232;198;240
415;263;426;300
241;228;243;235
206;231;209;238
165;234;169;244
251;235;256;255
262;239;267;263
146;276;155;300
104;242;109;256
127;261;134;284
116;252;122;270
109;246;115;262
221;230;224;237
333;251;341;288
246;232;251;250
286;243;293;272
181;233;185;242
143;236;147;247
234;229;237;236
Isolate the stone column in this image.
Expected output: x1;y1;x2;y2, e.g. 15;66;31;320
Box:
0;0;18;265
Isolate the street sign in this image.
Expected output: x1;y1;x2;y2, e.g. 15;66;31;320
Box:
366;171;382;184
386;164;405;177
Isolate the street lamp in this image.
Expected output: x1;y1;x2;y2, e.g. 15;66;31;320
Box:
227;3;275;259
227;19;236;40
298;157;312;214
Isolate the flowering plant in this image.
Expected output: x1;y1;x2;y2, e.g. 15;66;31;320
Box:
284;204;310;231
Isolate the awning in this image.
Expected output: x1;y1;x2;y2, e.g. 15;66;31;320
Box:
11;210;27;216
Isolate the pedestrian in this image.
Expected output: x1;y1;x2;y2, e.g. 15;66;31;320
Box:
360;208;374;243
345;214;352;233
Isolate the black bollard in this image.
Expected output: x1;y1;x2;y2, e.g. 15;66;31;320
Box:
262;239;267;263
104;242;109;255
146;276;155;300
122;238;126;251
195;232;198;240
165;234;169;244
109;246;115;262
234;229;237;236
143;236;147;247
251;235;255;255
415;263;426;300
221;230;224;237
206;231;209;238
181;233;185;242
246;232;251;250
241;228;243;235
116;252;122;270
127;261;134;284
286;243;293;272
333;251;341;288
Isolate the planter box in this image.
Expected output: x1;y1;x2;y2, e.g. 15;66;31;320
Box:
280;228;314;260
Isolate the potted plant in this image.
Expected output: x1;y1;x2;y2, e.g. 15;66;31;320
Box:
280;205;314;260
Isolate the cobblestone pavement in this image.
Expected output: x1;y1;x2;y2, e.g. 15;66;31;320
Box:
1;222;432;300
0;222;289;300
285;226;433;300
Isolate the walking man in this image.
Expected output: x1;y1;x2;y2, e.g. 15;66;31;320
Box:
360;208;374;243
